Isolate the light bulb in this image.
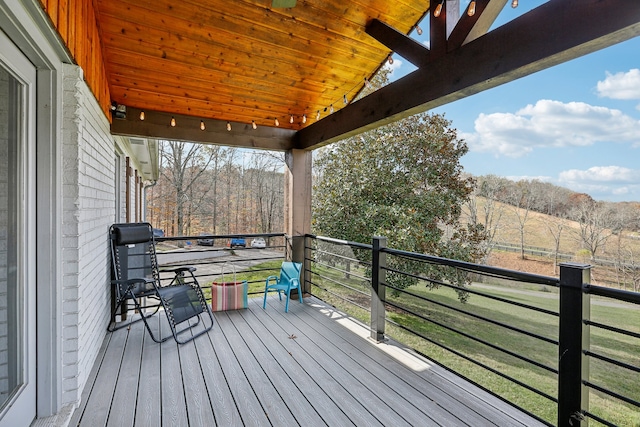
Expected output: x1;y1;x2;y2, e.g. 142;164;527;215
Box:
467;1;476;16
275;118;280;126
434;2;443;18
511;0;518;8
200;120;205;131
316;110;320;120
415;25;423;36
388;54;394;65
302;114;307;124
290;115;294;124
139;111;145;120
170;116;176;127
364;78;371;88
330;104;334;114
252;120;257;130
226;121;231;131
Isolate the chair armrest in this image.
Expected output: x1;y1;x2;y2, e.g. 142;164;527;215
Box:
265;275;279;285
287;278;300;290
160;266;196;274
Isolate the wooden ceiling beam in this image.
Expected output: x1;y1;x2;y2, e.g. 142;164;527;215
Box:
295;0;640;150
447;0;507;49
365;19;430;68
111;107;296;151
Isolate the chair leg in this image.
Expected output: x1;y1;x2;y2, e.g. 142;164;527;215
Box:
284;289;291;312
263;286;268;309
298;287;303;304
108;297;160;332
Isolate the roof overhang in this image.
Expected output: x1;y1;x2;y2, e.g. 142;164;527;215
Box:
103;0;640;151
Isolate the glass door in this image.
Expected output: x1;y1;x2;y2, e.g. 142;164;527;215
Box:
0;29;37;426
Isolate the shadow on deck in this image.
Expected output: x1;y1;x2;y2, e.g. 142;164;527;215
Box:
70;296;546;426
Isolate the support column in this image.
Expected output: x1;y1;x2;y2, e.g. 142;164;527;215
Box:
284;149;312;292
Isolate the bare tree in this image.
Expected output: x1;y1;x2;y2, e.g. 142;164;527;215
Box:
569;199;616;260
466;175;506;262
506;181;537;260
545;215;568;275
160;141;215;236
614;245;640;292
248;151;284;233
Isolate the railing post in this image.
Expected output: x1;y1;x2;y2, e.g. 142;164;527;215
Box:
371;236;387;342
302;234;311;295
558;263;591;427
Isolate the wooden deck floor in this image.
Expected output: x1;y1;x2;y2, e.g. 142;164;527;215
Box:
70;296;546;427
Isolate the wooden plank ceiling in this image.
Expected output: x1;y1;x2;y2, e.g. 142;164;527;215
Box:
98;0;428;142
101;0;640;150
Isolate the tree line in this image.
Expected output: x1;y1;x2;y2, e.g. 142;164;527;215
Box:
147;142;284;237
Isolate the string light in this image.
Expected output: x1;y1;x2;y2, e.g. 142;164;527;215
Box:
511;0;518;7
160;70;375;131
467;0;476;16
387;54;394;65
139;111;145;120
434;0;444;18
415;25;423;36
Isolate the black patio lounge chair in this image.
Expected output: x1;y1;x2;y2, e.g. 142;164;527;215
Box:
108;222;214;344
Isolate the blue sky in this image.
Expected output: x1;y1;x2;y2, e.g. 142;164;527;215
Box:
387;1;640;202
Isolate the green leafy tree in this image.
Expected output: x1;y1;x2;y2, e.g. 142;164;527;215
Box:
313;74;485;298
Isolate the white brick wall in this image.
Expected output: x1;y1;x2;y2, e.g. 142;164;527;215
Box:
61;64;116;405
0;62;9;403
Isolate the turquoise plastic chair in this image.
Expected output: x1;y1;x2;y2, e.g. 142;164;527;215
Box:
263;262;303;312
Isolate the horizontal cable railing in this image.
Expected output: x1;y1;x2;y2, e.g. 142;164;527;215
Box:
304;234;373;318
381;245;559;425
580;284;640;426
156;232;287;297
303;234;640;427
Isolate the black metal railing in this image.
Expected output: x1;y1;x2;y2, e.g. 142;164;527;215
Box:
303;234;640;427
155;232;288;296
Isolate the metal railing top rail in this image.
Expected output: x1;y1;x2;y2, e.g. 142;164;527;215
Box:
308;234;373;250
585;283;640;305
157;232;286;242
384;247;560;287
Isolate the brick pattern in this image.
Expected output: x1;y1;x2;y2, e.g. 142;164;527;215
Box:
0;64;9;403
61;64;120;405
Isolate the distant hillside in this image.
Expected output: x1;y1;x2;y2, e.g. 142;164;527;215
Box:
464;197;640;290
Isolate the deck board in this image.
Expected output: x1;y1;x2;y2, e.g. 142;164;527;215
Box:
71;296;547;427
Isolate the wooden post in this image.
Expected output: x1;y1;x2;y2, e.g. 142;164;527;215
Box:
284;149;312;294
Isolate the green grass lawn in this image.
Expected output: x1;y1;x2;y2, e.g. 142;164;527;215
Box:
309;261;640;427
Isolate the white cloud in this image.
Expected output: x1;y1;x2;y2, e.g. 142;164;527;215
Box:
596;69;640;100
557;166;640;199
559;166;640;183
466;99;640;157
